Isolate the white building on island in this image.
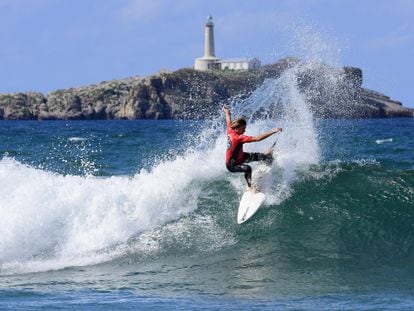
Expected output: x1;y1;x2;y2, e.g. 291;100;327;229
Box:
220;58;261;70
194;16;261;71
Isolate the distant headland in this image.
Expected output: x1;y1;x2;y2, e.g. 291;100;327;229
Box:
0;57;412;120
0;15;412;120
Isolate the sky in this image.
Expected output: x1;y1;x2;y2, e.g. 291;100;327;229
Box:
0;0;413;107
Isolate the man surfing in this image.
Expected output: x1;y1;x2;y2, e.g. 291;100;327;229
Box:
224;106;282;192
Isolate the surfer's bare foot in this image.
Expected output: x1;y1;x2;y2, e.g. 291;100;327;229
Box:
248;186;259;193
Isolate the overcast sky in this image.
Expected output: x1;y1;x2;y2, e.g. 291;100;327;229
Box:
0;0;413;107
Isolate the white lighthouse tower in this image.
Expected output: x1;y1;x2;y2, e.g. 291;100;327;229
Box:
194;15;220;71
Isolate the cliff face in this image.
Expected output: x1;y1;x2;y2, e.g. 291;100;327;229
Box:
0;58;412;120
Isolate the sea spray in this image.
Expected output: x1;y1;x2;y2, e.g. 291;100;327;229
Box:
0;65;315;273
221;63;321;205
0;59;360;273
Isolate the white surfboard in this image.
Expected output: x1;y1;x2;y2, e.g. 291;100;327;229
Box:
237;154;272;224
237;191;266;224
237;161;273;224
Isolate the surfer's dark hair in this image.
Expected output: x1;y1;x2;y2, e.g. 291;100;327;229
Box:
231;117;246;129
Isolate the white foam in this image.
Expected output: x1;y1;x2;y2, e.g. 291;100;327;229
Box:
0;139;226;274
68;137;87;142
376;138;393;144
1;45;339;274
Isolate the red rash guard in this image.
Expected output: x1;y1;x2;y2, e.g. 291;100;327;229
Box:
226;124;253;165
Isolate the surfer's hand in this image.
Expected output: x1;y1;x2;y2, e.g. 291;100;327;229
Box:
223;105;230;112
273;128;282;134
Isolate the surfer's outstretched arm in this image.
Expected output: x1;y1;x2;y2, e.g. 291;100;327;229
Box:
223;105;231;127
250;128;282;142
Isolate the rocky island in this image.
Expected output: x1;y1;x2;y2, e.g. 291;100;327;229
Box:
0;58;412;120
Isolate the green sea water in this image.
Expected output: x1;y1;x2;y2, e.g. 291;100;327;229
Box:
0;67;413;309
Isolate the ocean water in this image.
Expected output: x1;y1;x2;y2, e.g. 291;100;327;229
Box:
1;70;414;310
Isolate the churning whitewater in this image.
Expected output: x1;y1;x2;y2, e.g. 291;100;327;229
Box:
1;66;414;311
0;64;322;275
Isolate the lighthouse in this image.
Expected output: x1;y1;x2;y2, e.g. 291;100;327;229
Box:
194;16;261;71
194;15;220;71
204;15;215;58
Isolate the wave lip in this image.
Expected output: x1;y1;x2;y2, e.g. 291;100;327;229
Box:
0;149;223;274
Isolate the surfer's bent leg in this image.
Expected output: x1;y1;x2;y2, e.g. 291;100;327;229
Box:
244;152;273;164
226;163;253;187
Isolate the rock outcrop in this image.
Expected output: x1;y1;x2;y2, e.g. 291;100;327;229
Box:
0;58;412;120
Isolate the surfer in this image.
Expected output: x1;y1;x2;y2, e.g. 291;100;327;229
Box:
223;106;282;192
